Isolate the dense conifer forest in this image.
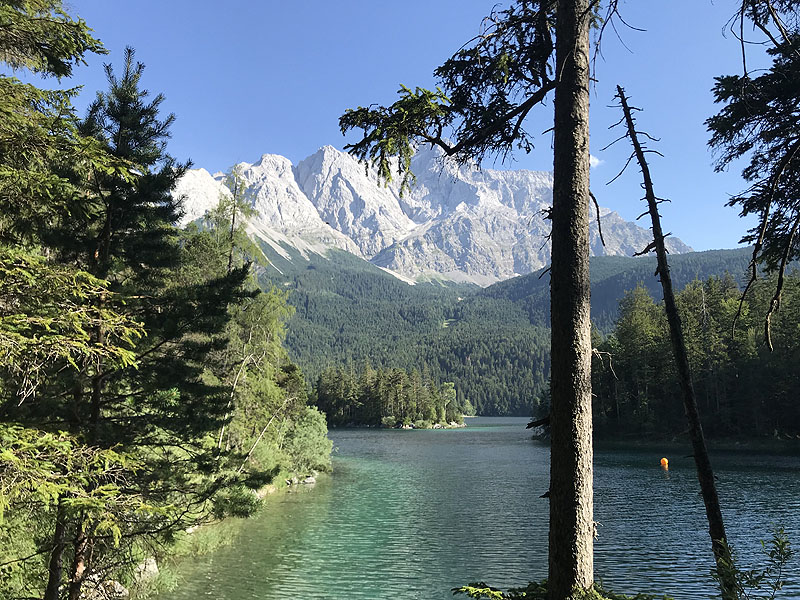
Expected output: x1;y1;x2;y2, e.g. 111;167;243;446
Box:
0;4;330;598
314;363;469;428
265;244;764;419
591;272;800;438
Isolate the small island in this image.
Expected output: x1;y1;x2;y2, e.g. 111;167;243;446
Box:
314;363;472;428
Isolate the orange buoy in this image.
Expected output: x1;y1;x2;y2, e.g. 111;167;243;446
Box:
660;457;669;468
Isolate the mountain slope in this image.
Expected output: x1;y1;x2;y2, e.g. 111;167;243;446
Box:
255;241;752;416
481;247;754;331
176;145;692;285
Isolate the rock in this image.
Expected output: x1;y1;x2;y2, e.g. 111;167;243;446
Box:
302;476;316;485
177;146;691;287
134;557;158;582
82;580;129;600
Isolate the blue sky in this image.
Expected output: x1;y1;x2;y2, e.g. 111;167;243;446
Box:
58;1;767;251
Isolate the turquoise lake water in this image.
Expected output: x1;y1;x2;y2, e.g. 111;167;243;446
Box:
155;417;800;599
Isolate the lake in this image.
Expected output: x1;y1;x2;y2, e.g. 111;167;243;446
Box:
155;417;800;599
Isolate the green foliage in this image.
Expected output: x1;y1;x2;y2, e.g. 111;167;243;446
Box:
314;362;464;427
713;529;793;600
707;4;800;351
0;78;133;244
202;164;267;271
340;85;450;192
0;0;104;77
340;1;559;192
0;424;167;596
266;244;754;418
0;425;132;523
453;580;671;600
707;27;800;274
0;246;142;401
0;9;331;597
282;407;332;473
593;272;800;437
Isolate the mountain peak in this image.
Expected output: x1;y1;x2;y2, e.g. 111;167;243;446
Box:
176;147;692;286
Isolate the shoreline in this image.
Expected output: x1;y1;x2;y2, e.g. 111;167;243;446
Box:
530;434;800;454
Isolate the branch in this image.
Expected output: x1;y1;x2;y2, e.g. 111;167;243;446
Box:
442;81;557;158
764;211;800;351
634;240;657;257
732;139;800;338
589;190;606;247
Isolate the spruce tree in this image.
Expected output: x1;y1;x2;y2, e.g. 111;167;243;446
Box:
0;4;146;598
9;46;253;598
707;1;800;350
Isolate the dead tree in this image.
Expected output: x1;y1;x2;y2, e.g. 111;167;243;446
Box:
613;85;739;600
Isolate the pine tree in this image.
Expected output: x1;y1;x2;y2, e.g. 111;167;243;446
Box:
0;4;147;598
16;47;253;598
707;1;800;350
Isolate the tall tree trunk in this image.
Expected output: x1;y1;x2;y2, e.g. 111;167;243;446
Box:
68;520;91;600
548;1;593;598
43;501;68;600
616;85;738;600
227;179;238;274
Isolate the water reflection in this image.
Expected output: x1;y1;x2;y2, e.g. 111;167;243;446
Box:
154;418;800;600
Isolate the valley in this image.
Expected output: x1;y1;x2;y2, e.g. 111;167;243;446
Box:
252;241;755;417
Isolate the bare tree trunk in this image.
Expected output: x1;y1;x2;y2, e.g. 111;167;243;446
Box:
68;520;91;600
227;178;239;274
616;85;738;600
43;501;68;600
548;1;593;598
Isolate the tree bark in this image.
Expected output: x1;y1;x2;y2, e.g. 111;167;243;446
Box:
68;520;91;600
43;501;68;600
548;1;594;598
617;85;738;600
227;177;239;274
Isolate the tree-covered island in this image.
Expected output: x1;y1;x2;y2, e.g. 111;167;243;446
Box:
314;363;471;429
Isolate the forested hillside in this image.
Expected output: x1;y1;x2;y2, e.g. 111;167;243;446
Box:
260;243;757;417
258;245;550;416
482;247;755;331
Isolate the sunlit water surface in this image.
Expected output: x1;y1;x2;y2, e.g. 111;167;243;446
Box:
155;417;800;599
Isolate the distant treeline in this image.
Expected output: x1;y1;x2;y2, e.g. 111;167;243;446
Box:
314;363;472;427
590;272;800;437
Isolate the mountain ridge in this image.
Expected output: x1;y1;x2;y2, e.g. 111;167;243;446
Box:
174;145;692;285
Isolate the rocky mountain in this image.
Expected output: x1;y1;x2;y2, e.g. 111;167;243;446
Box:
174;145;691;285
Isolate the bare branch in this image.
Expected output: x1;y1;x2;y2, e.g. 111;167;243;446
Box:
589;190;606;247
634;240;657;256
599;133;628;152
606;152;635;184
